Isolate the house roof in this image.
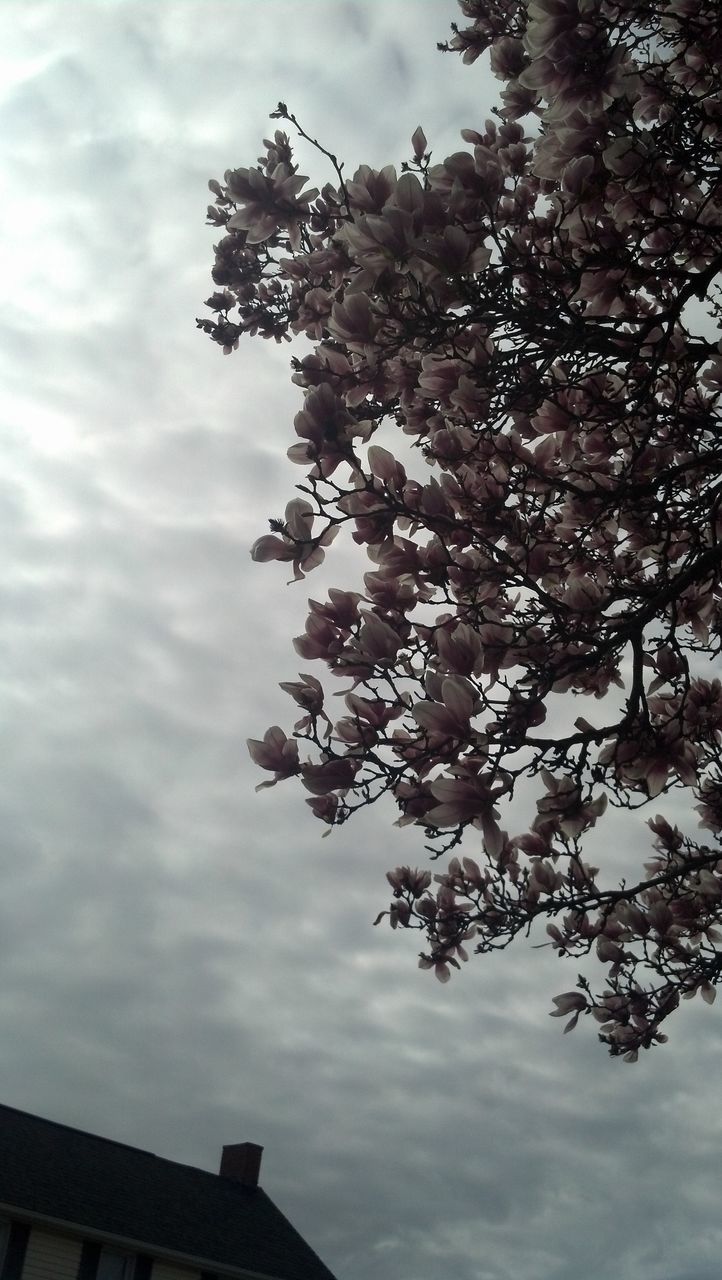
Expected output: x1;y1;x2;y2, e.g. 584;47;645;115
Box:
0;1103;337;1280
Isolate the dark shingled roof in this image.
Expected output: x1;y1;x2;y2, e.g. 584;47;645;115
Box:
0;1103;338;1280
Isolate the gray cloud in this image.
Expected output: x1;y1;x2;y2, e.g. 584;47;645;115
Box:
0;4;720;1280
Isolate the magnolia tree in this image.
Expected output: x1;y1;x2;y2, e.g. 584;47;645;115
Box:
198;0;722;1059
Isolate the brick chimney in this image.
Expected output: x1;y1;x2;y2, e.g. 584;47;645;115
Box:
219;1142;263;1188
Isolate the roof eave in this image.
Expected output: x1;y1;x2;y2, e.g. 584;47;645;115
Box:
0;1200;290;1280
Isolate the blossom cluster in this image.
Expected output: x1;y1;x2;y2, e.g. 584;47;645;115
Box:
202;0;722;1057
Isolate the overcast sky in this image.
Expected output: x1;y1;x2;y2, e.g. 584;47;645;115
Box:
1;4;721;1279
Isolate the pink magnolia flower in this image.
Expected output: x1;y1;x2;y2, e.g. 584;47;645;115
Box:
291;286;334;339
279;671;325;714
250;498;338;581
550;990;587;1033
490;37;528;80
425;767;508;856
393;780;437;826
225;163;318;250
341;612;403;667
519;0;633;122
418;951;462;983
338;486;396;549
247;726;299;790
412;676;482;741
345;164;398;214
341;692;403;738
288;382;372;478
600;725;699;797
293;612;343;663
301;756;359;796
366;445;407;493
534;769;607;838
386;866;433;897
697;781;722;833
279;672;331;734
328;292;379;356
305;793;339;823
435;622;484;677
562;576;605;612
313;589;365;630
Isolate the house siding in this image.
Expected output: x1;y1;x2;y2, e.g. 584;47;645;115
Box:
151;1265;200;1280
21;1228;81;1280
21;1237;202;1280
